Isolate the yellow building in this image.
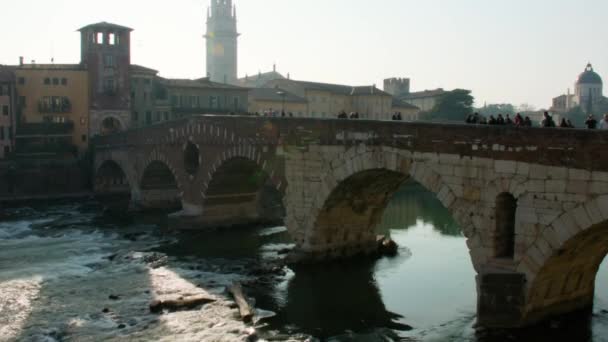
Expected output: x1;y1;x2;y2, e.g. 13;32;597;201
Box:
264;79;395;120
15;64;90;154
248;88;307;116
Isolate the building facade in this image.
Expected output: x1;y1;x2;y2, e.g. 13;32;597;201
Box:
205;0;238;84
248;88;307;115
14;64;90;155
264;79;396;119
0;66;16;158
79;22;133;136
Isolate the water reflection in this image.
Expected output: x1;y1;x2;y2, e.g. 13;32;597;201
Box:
379;181;461;237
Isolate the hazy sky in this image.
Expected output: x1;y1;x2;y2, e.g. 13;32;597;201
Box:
2;0;607;108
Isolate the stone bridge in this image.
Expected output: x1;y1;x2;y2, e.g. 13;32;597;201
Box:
93;115;608;328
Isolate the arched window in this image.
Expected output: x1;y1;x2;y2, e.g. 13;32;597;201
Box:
495;193;517;259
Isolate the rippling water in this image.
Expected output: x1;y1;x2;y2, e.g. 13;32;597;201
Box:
1;182;608;341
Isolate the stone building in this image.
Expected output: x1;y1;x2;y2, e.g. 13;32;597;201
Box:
130;68;249;127
205;0;239;84
14;63;90;155
0;66;16;158
264;78;396;119
248;87;307;115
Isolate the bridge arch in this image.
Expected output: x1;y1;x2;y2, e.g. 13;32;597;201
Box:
139;159;182;210
201;149;285;227
518;195;608;324
288;148;481;264
94;159;132;196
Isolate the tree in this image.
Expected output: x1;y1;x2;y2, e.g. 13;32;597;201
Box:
517;103;537;113
477;103;516;117
424;89;474;122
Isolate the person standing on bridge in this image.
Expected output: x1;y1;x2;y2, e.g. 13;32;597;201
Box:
514;113;523;126
585;114;598;129
599;114;608;130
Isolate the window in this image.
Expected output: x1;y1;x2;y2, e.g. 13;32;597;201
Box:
3;146;8;156
18;77;25;85
96;32;104;44
61;78;67;86
0;126;4;140
155;112;161;122
82;135;87;142
109;33;116;45
104;79;115;93
209;96;218;109
143;92;148;100
163;112;169;121
146;111;152;125
104;55;114;67
52;78;59;86
2;105;8;116
144;79;151;85
7;126;12;140
233;97;239;110
44;78;51;85
132;111;139;121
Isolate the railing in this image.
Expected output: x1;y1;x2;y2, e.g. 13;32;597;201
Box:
17;122;74;136
38;100;72;114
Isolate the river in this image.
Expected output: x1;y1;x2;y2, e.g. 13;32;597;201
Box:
0;181;607;341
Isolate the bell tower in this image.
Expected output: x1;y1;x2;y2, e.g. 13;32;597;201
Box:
205;0;239;84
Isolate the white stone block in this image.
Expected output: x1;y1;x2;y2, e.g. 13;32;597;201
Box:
545;180;567;193
516;162;531;176
591;172;608;182
530;164;548;180
584;200;603;226
569;169;591;181
495;160;518;174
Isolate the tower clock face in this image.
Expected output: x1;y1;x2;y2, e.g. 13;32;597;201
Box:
213;43;225;57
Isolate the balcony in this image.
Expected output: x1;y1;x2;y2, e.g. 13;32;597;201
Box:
38;98;72;114
17;122;74;137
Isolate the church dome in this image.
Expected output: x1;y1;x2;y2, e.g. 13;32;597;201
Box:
577;63;602;85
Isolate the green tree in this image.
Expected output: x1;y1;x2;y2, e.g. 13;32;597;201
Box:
477;103;516;117
424;89;474;121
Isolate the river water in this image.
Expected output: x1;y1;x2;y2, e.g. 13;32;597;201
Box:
1;181;607;341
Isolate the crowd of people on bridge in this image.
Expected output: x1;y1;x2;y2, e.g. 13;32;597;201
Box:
466;112;533;127
466;112;608;130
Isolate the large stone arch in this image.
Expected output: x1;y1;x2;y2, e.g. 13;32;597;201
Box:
517;195;608;324
138;157;183;210
286;146;483;265
199;146;286;228
94;159;133;195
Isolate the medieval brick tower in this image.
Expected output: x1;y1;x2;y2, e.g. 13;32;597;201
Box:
205;0;239;84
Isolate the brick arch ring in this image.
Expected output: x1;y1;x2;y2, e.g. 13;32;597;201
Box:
200;145;285;200
95;158;139;192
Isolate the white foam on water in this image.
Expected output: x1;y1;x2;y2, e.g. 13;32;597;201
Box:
0;218;56;240
258;226;287;236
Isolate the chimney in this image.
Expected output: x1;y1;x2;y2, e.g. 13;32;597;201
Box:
19;56;24;66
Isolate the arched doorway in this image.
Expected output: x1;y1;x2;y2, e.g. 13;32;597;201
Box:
100;117;123;136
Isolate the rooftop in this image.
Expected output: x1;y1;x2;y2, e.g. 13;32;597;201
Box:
400;88;447;100
278;79;392;97
250;88;307;103
160;77;248;90
392;98;421;110
16;64;83;71
78;22;133;32
130;64;159;75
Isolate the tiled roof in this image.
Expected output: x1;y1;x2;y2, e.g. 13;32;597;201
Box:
282;79;391;96
400;89;447;100
160;77;248;90
130;64;158;74
78;22;133;32
392;98;420;110
17;64;84;71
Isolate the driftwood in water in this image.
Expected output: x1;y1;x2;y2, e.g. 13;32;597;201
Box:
150;295;216;313
228;282;254;322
